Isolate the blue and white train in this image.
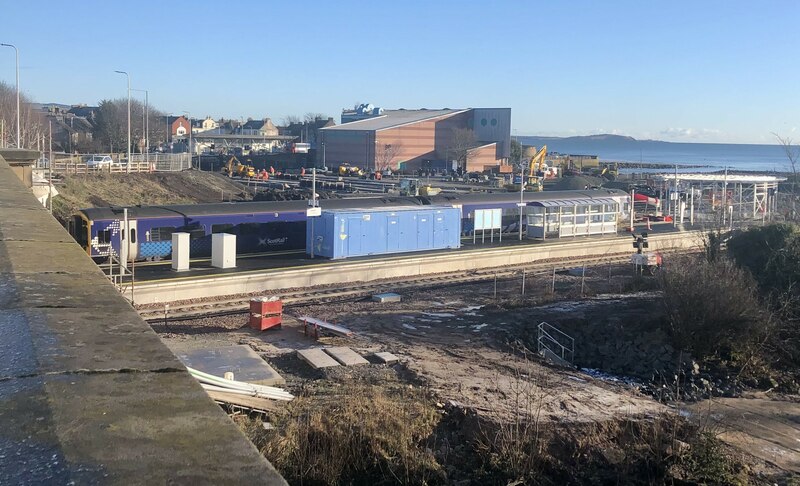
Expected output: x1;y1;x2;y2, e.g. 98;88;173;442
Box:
70;190;629;262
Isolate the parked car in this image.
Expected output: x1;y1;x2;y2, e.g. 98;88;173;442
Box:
86;155;114;168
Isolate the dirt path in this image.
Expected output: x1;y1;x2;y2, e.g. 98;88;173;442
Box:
686;397;800;473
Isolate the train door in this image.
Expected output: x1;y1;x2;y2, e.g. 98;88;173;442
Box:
417;212;432;249
432;212;445;248
386;214;399;253
120;219;138;262
346;216;362;256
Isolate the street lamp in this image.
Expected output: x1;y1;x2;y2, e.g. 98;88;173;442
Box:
183;111;192;168
114;70;131;173
131;88;148;165
1;43;20;148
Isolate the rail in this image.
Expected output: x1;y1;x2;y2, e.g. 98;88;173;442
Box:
537;321;574;366
135;251;643;321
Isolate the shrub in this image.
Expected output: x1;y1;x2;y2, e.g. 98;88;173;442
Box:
658;256;768;361
245;385;443;485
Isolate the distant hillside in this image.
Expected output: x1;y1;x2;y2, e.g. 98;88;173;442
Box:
519;134;642;147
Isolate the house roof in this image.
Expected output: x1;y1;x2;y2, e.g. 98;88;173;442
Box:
67;106;98;118
322;109;467;132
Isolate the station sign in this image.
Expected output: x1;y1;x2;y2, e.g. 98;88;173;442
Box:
306;207;322;217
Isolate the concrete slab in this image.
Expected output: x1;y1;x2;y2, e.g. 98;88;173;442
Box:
176;345;285;386
297;348;341;369
374;351;400;365
324;347;370;366
373;292;401;303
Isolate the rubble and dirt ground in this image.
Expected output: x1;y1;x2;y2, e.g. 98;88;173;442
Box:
154;267;800;479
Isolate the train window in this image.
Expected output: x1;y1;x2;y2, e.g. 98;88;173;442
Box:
238;223;267;234
151;227;176;242
130;229;136;243
176;224;207;240
212;223;235;234
98;230;112;244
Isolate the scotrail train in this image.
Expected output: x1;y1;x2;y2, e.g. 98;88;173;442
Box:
70;190;629;262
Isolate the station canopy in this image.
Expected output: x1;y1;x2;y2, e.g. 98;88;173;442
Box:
656;174;786;183
529;197;620;208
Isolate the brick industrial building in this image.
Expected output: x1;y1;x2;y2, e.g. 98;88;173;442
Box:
319;106;511;173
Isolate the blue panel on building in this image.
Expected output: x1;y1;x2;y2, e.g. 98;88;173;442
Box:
306;206;462;259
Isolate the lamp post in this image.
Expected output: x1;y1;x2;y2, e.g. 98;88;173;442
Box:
1;43;20;148
183;111;192;168
519;163;525;240
131;88;148;166
114;70;131;173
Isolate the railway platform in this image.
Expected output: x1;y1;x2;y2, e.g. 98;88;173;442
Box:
125;225;704;306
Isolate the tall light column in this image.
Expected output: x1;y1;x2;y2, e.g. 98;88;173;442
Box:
1;43;20;148
114;70;131;173
183;111;192;168
132;88;148;165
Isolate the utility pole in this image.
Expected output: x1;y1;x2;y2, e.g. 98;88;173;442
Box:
114;70;131;173
132;89;149;168
1;43;20;148
183;111;192;168
48;121;52;213
518;163;525;240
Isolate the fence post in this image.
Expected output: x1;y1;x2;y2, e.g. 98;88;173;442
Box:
580;265;586;296
521;269;526;296
551;267;556;295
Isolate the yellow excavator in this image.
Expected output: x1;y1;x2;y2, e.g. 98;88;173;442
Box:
505;145;546;192
528;145;547;186
338;163;364;177
223;156;256;178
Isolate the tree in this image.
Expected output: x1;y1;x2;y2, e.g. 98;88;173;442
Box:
773;133;799;220
304;113;327;123
282;115;301;126
510;138;524;166
448;127;479;173
92;98;166;154
375;142;403;171
0;80;45;149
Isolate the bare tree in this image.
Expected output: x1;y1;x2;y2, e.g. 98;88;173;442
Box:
773;133;799;220
375;142;403;171
282;115;301;126
448;127;479;173
0;80;45;149
304;112;327;123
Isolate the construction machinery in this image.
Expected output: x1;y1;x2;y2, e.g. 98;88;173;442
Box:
223;156;256;178
399;178;441;197
338;163;364;177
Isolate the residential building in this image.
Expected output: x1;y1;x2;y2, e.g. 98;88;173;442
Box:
240;118;278;137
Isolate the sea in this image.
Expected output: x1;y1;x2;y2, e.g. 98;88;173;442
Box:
518;136;794;174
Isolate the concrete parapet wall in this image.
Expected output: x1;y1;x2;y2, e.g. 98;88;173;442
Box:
0;154;285;484
133;231;706;305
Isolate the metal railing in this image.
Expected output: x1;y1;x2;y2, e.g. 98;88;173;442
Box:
45;153;191;174
537;321;574;366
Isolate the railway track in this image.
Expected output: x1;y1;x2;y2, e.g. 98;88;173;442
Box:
136;251;650;322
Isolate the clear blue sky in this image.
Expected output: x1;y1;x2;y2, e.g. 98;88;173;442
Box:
1;0;797;143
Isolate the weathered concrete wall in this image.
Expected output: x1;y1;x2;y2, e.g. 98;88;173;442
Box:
133;231;706;305
0;154;286;484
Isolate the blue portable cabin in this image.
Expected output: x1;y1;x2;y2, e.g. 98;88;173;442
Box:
307;206;462;259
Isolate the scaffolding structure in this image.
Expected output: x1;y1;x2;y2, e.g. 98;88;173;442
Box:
655;173;786;226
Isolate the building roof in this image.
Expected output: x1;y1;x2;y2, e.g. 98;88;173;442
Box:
322;109;468;132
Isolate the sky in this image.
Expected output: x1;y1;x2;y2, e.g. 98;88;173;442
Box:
1;0;798;144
